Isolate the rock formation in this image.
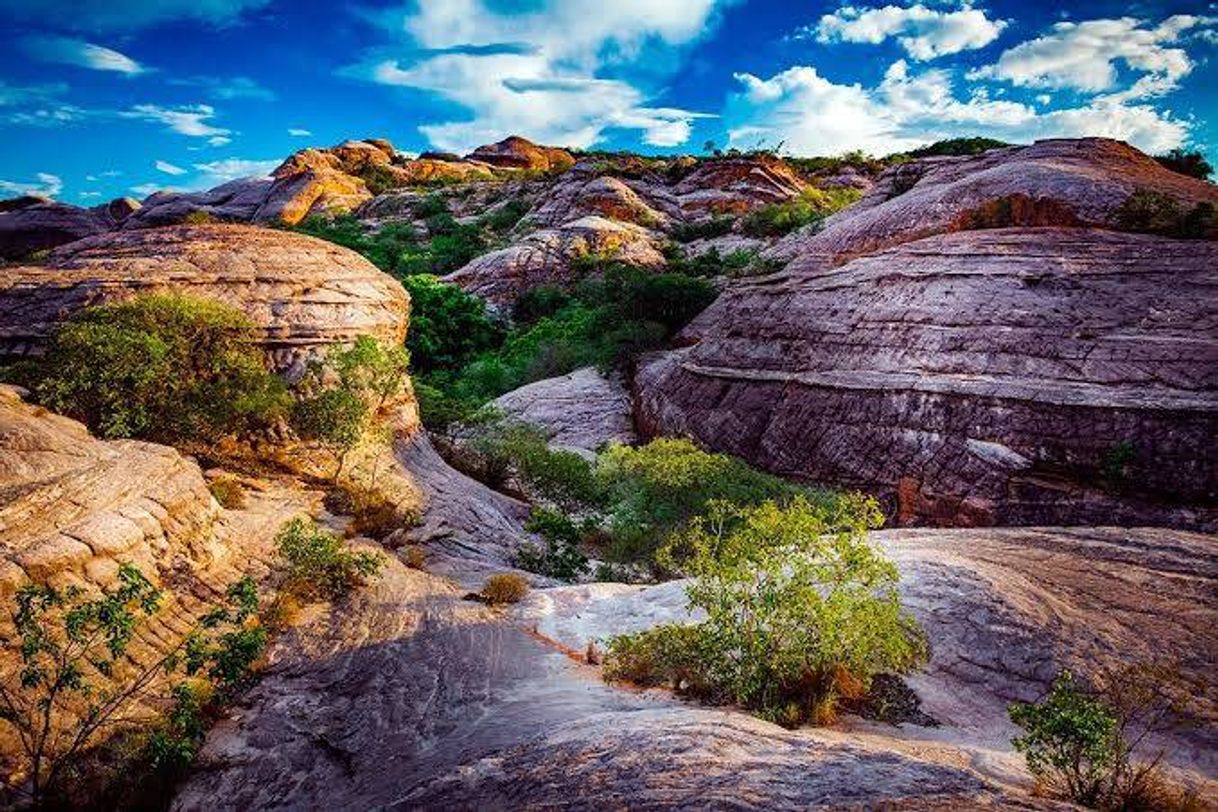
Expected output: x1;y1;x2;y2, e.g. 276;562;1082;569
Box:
486;366;637;454
0;195;140;259
442;215;666;304
636;228;1218;528
466;135;575;173
0;224;410;377
673;154;807;217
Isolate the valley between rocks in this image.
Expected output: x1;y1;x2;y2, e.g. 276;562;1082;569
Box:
2;133;1216;810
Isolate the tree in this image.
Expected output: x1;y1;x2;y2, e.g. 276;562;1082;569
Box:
0;566;264;808
275;517;384;601
401;275;504;373
1154;148;1213;181
605;496;925;726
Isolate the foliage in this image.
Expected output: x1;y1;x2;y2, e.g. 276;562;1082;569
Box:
182;210;216;225
512;284;572;325
785;149;889;179
208;475;247;510
274;517;385;601
516;508;591;582
907;137;1009;158
604;496;924;726
1114;189;1218;239
0;566;264;808
1010;665;1199;810
670;217;734;243
595;437;818;566
30;293;289;442
741;186;862;237
291;336;408;479
293;214;421;275
468;420;604;511
481;573;530;605
356;162;401;195
402;274;505;373
1154;149;1213;181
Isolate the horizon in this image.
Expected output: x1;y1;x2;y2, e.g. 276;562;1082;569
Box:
2;0;1216;203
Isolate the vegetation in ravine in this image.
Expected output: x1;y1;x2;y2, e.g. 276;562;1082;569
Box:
1114;189;1217;240
740;186;862;237
1153;148;1213;181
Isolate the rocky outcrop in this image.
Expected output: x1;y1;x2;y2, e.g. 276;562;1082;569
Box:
487;367;637;454
673;155;807;218
0;224;410;377
466;135;574;173
126;180;273;228
769;137;1218;269
443;215;666;304
521;525;1218;799
527;174;668;229
636;228;1218;528
0;196;140;259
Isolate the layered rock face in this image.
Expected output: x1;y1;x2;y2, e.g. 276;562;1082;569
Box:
0;224;410;377
637;228;1218;527
769;137;1218;268
465;135;575;172
442;215;666;304
673;154;808;217
0;196;140;259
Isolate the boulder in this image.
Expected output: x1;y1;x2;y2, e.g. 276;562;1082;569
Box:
0;196;140;259
487;366;637;455
0;224;410;376
466;135;575;173
769;137;1218;269
672;155;807;218
443;215;666;305
635;228;1218;528
127;178;274;228
527;174;668;228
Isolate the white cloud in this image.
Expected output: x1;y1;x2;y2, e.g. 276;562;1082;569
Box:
0;172;63;199
192;158;280;182
170;75;275;100
813;3;1007;60
155;160;187;175
207;135;232;146
130;182;175;197
971;15;1212;99
358;0;728;151
288;128;312;137
0;80;68;106
727;59;1190;156
121;104;230;138
79;191;102;199
3;0;271;32
23;36;147;75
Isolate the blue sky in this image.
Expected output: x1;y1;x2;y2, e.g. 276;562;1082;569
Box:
1;0;1215;203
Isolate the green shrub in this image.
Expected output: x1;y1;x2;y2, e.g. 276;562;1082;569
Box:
402;275;505;373
1154;148;1213;181
1114;189;1217;239
512;285;573;325
481;573;530;605
516;507;591;582
208;475;247;510
182;210;216;224
604;496;925;726
275;517;384;601
357;163;402;195
470;420;604;511
741;187;861;237
907;137;1009;158
293;214;421;275
670;217;734;243
32;293;289;442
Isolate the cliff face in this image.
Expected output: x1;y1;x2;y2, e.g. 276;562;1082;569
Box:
636;227;1218;528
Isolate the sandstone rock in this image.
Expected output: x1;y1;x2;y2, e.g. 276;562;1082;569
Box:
0;196;140;259
0;224;410;376
487;367;637;455
443;215;666;304
127;178;274;228
466;135;575;173
673;155;807;218
635;228;1218;528
769;137;1218;269
527;174;668;228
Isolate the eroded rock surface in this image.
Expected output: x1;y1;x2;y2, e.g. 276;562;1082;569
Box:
636;228;1218;528
0;224;410;376
488;366;637;454
0;195;140;259
466;135;575;173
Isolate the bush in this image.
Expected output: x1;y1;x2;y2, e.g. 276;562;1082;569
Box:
604;496;925;726
31;293;289;442
481;573;529;605
469;420;604;511
1154;148;1213;181
293;214;421;275
670;217;734;243
741;187;861;237
907;137;1009;158
275;517;385;601
1010;666;1199;810
516;507;591;582
208;475;247;510
402;275;505;373
512;285;572;325
1114;189;1218;239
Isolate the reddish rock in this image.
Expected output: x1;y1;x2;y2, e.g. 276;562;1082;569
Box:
635;228;1218;529
673;155;807;218
466;136;575;173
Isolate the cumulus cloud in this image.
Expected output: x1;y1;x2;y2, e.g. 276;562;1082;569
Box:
155;160;187;175
121;104;230;138
192;158;279;181
813;3;1007;60
0;172;63;198
970;15;1212;98
358;0;727;151
726;59;1189;156
22;36;147;75
2;0;270;32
